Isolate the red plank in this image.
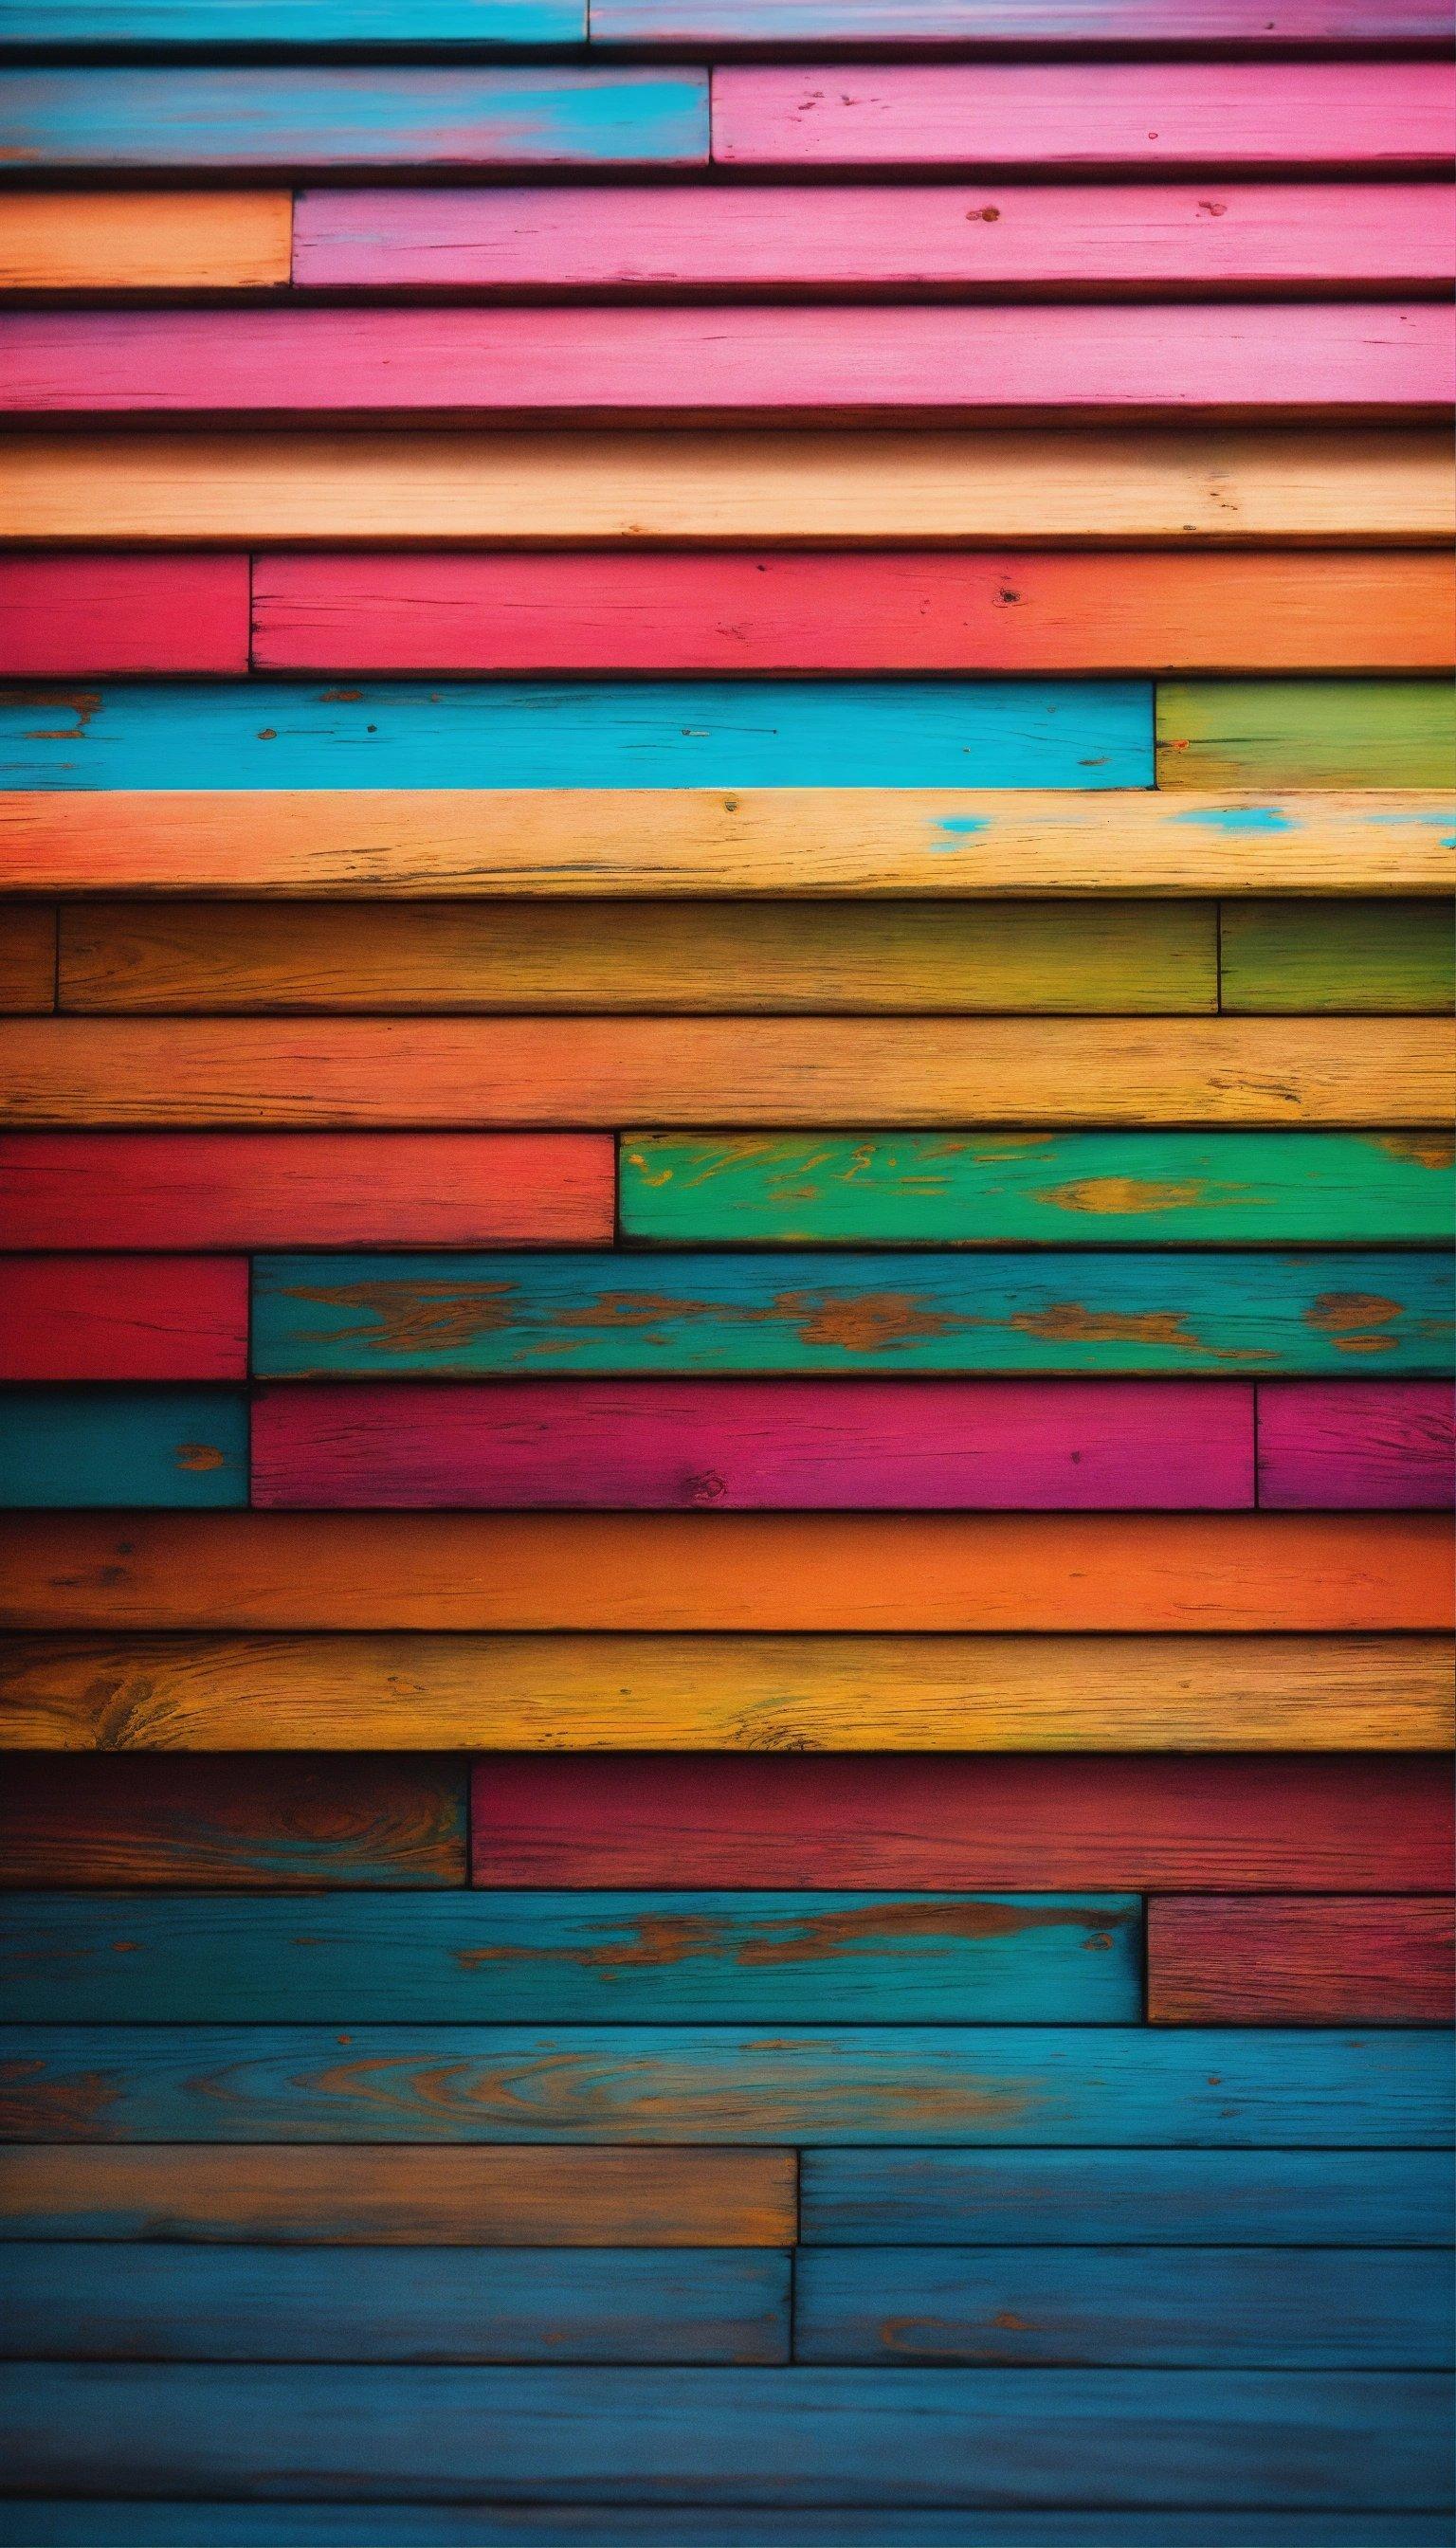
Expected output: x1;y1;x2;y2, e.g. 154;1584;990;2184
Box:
0;555;249;678
470;1753;1456;1890
1260;1381;1455;1509
0;1134;616;1248
0;1254;247;1382
251;1377;1255;1511
1148;1896;1456;2023
3;304;1447;419
291;184;1454;292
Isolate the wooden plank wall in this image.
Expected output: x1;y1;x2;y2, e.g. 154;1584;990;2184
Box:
0;3;1453;2539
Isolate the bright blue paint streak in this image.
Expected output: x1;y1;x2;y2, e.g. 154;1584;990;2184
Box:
0;1;584;40
1169;804;1295;835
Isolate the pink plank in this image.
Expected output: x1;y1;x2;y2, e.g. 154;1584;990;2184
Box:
0;1254;247;1382
1259;1381;1455;1510
599;3;1456;45
0;555;249;678
292;183;1453;293
3;304;1447;418
251;1377;1255;1510
711;64;1456;172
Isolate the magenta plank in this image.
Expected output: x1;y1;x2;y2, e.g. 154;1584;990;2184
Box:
1259;1383;1455;1511
251;1378;1255;1511
3;304;1447;418
711;64;1456;172
291;184;1454;293
0;555;249;678
599;3;1456;44
0;1255;248;1383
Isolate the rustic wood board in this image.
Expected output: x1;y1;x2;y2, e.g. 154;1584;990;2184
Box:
0;0;586;37
1258;1378;1454;1507
596;1;1455;40
0;555;249;680
0;1255;247;1382
0;1388;247;1509
1220;901;1455;1011
1158;681;1456;787
0;193;292;291
1147;1897;1456;2023
0;906;55;1014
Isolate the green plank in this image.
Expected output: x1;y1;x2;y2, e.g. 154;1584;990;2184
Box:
1157;683;1456;789
1221;901;1455;1013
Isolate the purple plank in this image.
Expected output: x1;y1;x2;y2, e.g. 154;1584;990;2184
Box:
1259;1383;1455;1510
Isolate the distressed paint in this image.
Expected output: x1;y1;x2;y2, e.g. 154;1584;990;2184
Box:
0;1389;247;1510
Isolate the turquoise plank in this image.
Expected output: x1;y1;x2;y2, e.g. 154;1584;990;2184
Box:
1;2514;1449;2548
0;1390;247;1509
252;1249;1453;1377
0;2028;1447;2144
0;1892;1141;2025
0;3;584;41
0;682;1151;792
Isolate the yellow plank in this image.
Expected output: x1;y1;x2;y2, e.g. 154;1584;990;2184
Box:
0;193;293;292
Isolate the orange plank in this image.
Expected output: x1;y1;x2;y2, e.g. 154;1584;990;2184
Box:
0;192;293;292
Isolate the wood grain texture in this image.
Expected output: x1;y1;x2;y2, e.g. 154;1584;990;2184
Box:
0;2508;1448;2547
0;1;585;39
1259;1379;1454;1508
1148;1897;1456;2023
0;1255;247;1382
0;193;291;292
1220;900;1455;1011
0;905;55;1013
0;1389;247;1510
0;1755;467;1888
470;1753;1456;1891
620;1132;1456;1247
0;555;250;677
1159;681;1456;787
0;2145;794;2247
2;1631;1446;1752
598;1;1456;40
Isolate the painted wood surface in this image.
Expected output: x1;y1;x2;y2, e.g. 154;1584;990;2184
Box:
469;1753;1456;1891
1258;1378;1455;1507
0;1389;247;1510
0;555;249;680
0;1;585;38
0;906;55;1014
251;1376;1256;1509
0;1755;467;1888
0;1255;247;1383
0;2145;794;2248
620;1132;1456;1247
1148;1897;1456;2023
0;193;291;293
5;304;1447;417
251;1247;1455;1377
1158;681;1456;788
4;1630;1445;1752
2;2246;792;2368
1;2507;1449;2547
55;899;1219;1015
800;2149;1456;2248
596;1;1456;39
1221;900;1455;1010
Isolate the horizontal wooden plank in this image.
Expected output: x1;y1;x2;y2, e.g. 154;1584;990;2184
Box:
800;2149;1456;2248
56;899;1218;1015
8;1511;1446;1632
2;2245;791;2367
10;1018;1444;1127
0;2508;1448;2548
0;193;291;293
796;2248;1450;2369
0;2145;793;2248
1148;1897;1456;2023
712;63;1456;171
0;555;250;679
0;1255;247;1383
0;904;54;1013
0;1;584;39
1259;1378;1454;1507
3;1631;1447;1752
5;305;1447;419
620;1132;1456;1247
0;1388;247;1510
600;1;1456;40
470;1753;1456;1891
1159;681;1456;787
0;1755;467;1888
9;430;1449;549
0;70;707;171
1223;899;1455;1011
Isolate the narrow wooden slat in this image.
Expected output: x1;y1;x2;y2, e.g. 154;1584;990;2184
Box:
1159;681;1456;787
2;1631;1446;1751
0;1256;246;1383
0;905;55;1013
599;1;1456;40
0;1;584;39
470;1754;1456;1891
1259;1379;1454;1507
56;900;1218;1015
0;2507;1447;2547
0;1892;1141;2024
0;194;292;292
0;556;250;679
0;2145;794;2247
0;1389;246;1510
1148;1897;1456;2023
0;1755;468;1888
620;1132;1456;1247
1221;901;1455;1011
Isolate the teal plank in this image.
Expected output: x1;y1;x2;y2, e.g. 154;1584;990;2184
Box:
0;1892;1140;2025
0;682;1151;792
0;1390;247;1509
0;2028;1446;2144
619;1133;1456;1248
0;3;584;41
1;2513;1449;2548
252;1249;1453;1377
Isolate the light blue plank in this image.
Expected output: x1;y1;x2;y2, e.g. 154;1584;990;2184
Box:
0;682;1151;792
0;1390;247;1509
0;2;584;42
1;2510;1449;2548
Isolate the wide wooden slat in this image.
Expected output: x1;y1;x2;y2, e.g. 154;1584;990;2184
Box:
1159;681;1456;787
0;906;54;1013
0;1;584;39
0;1255;247;1383
0;556;250;679
0;1389;247;1510
0;1891;1140;2024
1148;1897;1456;2023
1221;900;1456;1010
2;1631;1446;1752
1259;1378;1454;1507
0;194;291;293
0;2145;794;2247
620;1132;1456;1247
600;1;1455;39
4;2511;1447;2548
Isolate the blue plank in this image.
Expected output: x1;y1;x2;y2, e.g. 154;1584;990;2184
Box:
2;2512;1451;2548
0;1892;1141;2025
0;682;1151;792
0;2;585;42
0;1390;247;1510
0;2028;1447;2144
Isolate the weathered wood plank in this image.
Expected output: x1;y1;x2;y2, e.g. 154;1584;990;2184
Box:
0;905;55;1013
0;1255;247;1382
0;194;291;292
0;1389;247;1510
1259;1379;1454;1507
620;1132;1456;1247
1148;1897;1456;2023
1221;901;1455;1011
599;1;1456;40
0;556;249;678
0;2509;1449;2548
0;0;582;37
1159;681;1456;787
2;1631;1446;1751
